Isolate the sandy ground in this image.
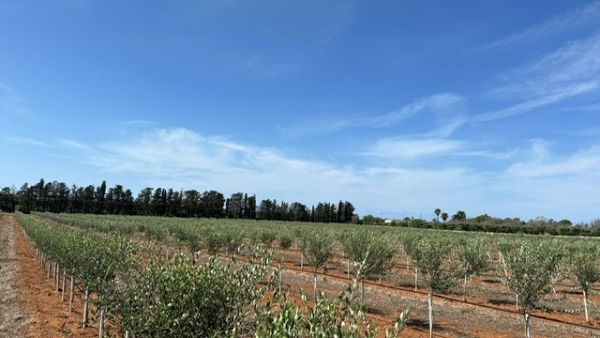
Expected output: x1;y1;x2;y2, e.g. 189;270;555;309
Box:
0;213;29;337
2;213;98;338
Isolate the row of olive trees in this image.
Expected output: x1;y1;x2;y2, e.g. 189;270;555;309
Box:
34;212;600;337
20;213;409;337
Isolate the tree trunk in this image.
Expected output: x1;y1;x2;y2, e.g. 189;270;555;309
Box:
313;274;318;302
414;266;418;292
347;257;350;279
499;251;508;278
463;275;468;302
428;293;434;338
584;289;589;323
83;288;89;328
301;253;304;270
69;275;75;313
61;271;66;301
361;278;366;307
98;309;104;338
278;269;282;294
55;263;60;292
524;312;531;338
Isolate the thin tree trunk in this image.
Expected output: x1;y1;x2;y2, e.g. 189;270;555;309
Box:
301;253;304;270
125;331;130;338
61;271;66;301
499;252;508;278
428;293;434;338
361;279;366;307
463;275;468;302
278;269;282;294
83;288;89;328
313;274;318;302
524;312;531;338
347;257;350;279
55;263;60;292
584;289;589;323
69;275;75;313
98;309;104;338
414;266;418;292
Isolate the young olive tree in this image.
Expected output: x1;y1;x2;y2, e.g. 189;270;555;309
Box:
570;242;600;323
455;237;490;301
278;230;294;263
399;232;422;291
300;230;335;302
340;228;396;306
501;240;562;338
116;250;273;337
254;272;409;338
413;236;455;338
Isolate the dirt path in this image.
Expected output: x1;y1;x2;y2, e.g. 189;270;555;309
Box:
2;213;98;338
0;213;28;337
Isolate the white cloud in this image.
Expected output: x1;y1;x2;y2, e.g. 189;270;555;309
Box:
4;136;51;148
507;141;600;178
474;81;599;123
50;127;600;223
0;82;31;117
364;137;463;160
284;93;464;136
475;32;600;122
486;1;600;50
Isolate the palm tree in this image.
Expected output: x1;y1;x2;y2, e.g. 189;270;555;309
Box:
434;208;441;222
441;212;449;222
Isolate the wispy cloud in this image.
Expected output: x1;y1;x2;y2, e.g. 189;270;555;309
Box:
475;31;600;122
284;93;463;136
474;82;598;123
507;140;600;178
4;136;51;148
0;82;31;117
364;137;463;160
120;120;155;126
486;1;600;50
29;126;600;223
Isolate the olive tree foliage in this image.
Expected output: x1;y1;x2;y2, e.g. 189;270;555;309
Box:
299;230;336;301
339;228;396;305
412;236;456;338
254;272;409;338
569;242;600;323
116;250;274;338
413;236;456;293
399;232;422;290
455;236;490;301
500;240;562;338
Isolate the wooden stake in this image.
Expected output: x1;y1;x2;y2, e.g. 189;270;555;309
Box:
69;275;75;313
428;293;434;338
83;288;89;327
61;271;66;301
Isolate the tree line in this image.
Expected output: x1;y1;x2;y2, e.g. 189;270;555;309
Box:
0;179;357;223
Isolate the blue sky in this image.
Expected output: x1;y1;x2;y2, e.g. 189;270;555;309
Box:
1;1;599;223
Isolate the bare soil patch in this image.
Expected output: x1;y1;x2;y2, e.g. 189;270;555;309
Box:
0;213;29;337
3;213;98;338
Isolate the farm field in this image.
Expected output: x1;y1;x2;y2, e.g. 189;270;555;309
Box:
5;212;600;337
